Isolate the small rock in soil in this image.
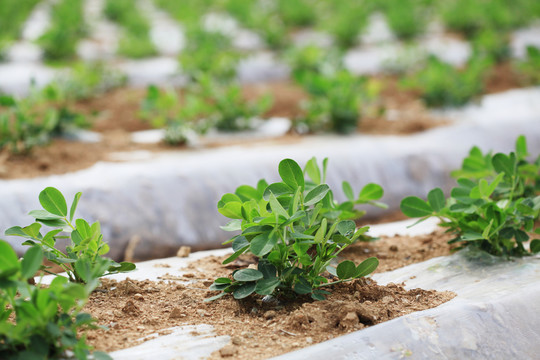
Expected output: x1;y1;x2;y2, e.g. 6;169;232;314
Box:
231;336;243;345
177;246;191;258
169;307;185;319
264;310;277;320
122;300;141;316
133;293;144;301
339;312;359;329
389;245;399;252
219;345;238;357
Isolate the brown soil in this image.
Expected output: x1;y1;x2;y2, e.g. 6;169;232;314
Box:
83;230;456;359
484;62;523;94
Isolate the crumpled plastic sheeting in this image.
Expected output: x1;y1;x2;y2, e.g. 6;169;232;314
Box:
274;249;540;360
1;99;539;260
109;325;230;360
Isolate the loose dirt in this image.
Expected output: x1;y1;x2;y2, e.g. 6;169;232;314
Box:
83;230;456;359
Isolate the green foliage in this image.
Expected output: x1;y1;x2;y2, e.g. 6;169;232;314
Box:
0;240;111;360
38;0;86;61
104;0;157;58
276;0;317;28
140;78;272;140
441;0;534;38
401;136;540;258
179;27;241;82
318;1;369;49
403;55;493;107
5;187;135;285
471;30;511;63
517;46;540;85
0;0;40;59
383;0;428;40
208;157;385;301
296;69;378;134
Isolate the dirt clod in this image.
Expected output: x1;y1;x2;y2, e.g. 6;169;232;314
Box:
177;246;191;258
220;345;238;357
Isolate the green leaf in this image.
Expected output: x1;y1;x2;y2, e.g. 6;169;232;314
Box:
263;182;293;200
0;240;19;274
233;269;264;282
278;159;304;191
233;282;257;299
304;184;330;206
304;157;321;184
21;246;43;279
322;158;329;183
269;194;289;219
358;183;384;201
400;196;433;217
235;185;261;202
220;219;242;232
255;278;280;295
336;260;357;279
492;153;516;176
294;278;312;294
311;289;330;301
222;246;249;265
109;261;136;273
337;220;356;236
250;232;278;257
70;192;82;222
314;218;327;243
355;257;379;278
515;135;528;160
342;181;354;201
28;210;64;220
427;188;445;212
218;202;243;219
530;240;540;253
39;187;68;217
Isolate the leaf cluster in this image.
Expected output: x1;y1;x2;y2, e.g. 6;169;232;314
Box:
104;0;157;58
208;158;385;301
516;46;540;86
5;187;135;286
401;136;540;257
0;241;110;360
403;55;493;108
38;0;87;61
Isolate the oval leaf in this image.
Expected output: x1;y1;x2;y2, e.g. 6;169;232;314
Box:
400;196;433;217
427;188;445;212
336;260;357;280
0;240;19;273
263;182;293;200
304;184;330;206
21;246;43;280
355;257;379;278
359;183;384;201
233;268;264;282
255;278;281;296
278;159;304;191
233;282;257;299
250;232;278;257
39;187;67;217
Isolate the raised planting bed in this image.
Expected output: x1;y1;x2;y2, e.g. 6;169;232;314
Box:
37;218;539;359
2;87;540;260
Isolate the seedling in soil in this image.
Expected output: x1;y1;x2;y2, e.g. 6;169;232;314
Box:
0;240;110;360
208;157;386;301
6;187;135;286
401;135;540;257
402;55;493;108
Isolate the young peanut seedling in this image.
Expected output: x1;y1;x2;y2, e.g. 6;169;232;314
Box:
6;187;135;287
401;135;540;257
208;157;386;301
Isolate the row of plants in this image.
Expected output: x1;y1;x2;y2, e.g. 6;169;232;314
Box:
38;0;86;62
103;0;157;58
1;187;135;359
0;0;40;60
1;135;538;357
0;62;125;154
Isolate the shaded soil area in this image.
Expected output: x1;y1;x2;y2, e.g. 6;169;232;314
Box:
83;230;456;358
